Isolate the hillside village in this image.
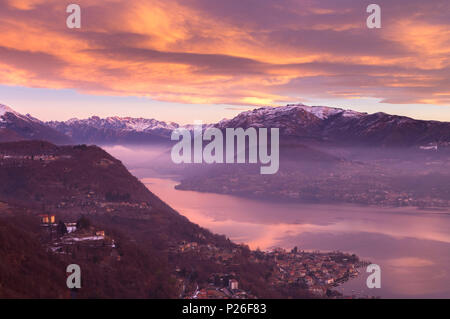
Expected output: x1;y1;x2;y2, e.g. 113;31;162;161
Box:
170;240;368;299
38;214;121;264
34;212;367;299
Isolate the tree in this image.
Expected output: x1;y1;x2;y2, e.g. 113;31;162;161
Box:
57;221;68;236
76;215;91;230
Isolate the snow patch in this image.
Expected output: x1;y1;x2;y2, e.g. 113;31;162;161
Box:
56;116;179;133
225;104;363;123
0;104;42;123
0;104;16;117
64;236;104;242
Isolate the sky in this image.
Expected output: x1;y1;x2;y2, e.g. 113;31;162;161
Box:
0;0;449;124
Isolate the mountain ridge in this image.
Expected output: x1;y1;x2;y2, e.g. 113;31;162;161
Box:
1;102;449;147
0;104;72;144
215;104;450;147
49;103;450;147
46;115;179;144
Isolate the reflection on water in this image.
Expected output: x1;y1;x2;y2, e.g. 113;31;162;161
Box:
141;176;450;298
105;145;450;298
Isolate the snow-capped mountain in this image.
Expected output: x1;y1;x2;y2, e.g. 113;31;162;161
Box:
216;104;450;147
0;104;44;124
0;104;71;144
0;104;16;117
47;116;180;144
64;116;179;132
218;103;364;124
2;103;449;147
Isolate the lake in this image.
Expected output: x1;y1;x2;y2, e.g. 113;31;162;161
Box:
105;145;450;298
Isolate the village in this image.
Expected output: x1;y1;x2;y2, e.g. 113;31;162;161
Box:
178;162;450;209
38;213;121;263
0;153;72;165
170;240;368;299
263;248;367;297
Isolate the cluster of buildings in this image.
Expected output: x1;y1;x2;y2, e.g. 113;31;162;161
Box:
192;274;254;299
263;249;363;297
175;241;237;264
0;153;71;164
172;240;366;299
52;190;151;216
419;142;450;151
173;241;255;299
39;214;77;234
39;214;119;261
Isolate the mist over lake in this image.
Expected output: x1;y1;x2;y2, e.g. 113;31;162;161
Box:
105;144;450;298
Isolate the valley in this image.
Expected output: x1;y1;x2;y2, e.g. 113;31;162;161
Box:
1;103;449;298
0;140;336;299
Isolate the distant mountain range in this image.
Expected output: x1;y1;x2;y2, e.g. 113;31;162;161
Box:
0;104;70;144
47;116;179;144
1;103;449;147
216;104;450;147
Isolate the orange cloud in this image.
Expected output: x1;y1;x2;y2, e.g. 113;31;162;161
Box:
0;0;448;106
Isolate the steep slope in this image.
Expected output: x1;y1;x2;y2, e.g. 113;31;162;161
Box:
0;207;176;298
0;104;71;144
0;140;226;247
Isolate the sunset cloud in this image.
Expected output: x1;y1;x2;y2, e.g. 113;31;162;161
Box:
0;0;448;106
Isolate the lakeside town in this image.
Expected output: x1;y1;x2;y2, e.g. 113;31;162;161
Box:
37;213;369;299
176;157;450;209
170;240;370;299
36;212;368;299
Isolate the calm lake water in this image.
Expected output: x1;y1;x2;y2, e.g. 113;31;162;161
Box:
105;145;450;298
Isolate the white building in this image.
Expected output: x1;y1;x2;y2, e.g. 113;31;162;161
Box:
228;279;239;290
